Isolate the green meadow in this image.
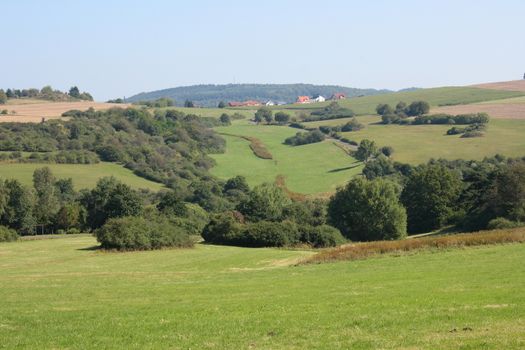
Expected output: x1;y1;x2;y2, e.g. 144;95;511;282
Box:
337;117;525;164
211;121;362;194
0;235;523;349
277;87;525;115
0;162;164;191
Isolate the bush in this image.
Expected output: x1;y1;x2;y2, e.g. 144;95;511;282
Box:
242;220;299;247
0;226;18;242
487;217;521;230
284;130;325;146
298;224;345;247
201;212;244;245
461;131;484;138
96;216;193;250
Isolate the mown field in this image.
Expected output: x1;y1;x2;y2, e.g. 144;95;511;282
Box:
275;87;525;115
0;235;523;349
211;121;362;194
0;162;164;191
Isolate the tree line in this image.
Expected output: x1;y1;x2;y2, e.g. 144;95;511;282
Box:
0;86;93;103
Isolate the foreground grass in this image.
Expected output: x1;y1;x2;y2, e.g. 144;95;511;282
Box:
0;235;524;349
211;121;362;194
0;162;164;191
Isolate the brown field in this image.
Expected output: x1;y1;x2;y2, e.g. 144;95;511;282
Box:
472;80;525;92
0;101;130;123
432;102;525;119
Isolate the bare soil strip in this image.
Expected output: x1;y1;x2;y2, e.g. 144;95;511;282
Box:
472;80;525;92
431;103;525;119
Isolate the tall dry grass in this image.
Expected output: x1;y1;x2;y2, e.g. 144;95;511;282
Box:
302;227;525;264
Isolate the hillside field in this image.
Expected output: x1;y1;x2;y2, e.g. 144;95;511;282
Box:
0;235;523;349
302;115;525;164
210;121;362;194
275;87;525;115
0;162;164;191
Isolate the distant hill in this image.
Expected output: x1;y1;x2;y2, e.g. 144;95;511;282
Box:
125;84;393;107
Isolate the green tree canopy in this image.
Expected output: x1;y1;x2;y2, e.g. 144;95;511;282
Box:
328;177;407;241
401;164;462;233
237;183;290;222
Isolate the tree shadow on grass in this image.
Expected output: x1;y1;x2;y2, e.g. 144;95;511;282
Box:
77;245;102;251
328;163;362;173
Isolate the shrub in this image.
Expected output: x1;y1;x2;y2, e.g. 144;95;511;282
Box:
487;217;521;230
298;224;345;247
201;212;244;245
242;220;299;247
0;226;18;242
96;216;193;250
289;122;305;129
461;131;484;138
284;130;325;146
341;118;364;132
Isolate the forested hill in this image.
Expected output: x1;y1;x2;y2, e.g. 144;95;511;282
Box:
125;84;393;107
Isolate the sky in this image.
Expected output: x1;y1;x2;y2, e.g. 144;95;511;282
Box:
2;0;524;101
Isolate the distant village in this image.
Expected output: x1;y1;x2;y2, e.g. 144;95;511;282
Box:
228;92;346;107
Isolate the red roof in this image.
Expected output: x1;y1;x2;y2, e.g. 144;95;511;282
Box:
297;96;310;103
332;93;346;99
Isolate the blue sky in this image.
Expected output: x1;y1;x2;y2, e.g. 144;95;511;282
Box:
3;0;524;100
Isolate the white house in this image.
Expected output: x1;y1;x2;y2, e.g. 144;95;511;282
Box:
313;96;326;103
265;100;275;106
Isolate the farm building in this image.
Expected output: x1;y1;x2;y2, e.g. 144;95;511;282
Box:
331;93;346;100
265;100;275;106
313;96;326;102
296;96;311;104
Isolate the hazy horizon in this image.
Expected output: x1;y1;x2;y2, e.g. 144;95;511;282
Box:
3;0;524;101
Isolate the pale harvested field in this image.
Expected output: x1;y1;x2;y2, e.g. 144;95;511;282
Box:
0;101;130;123
472;80;525;92
432;102;525;119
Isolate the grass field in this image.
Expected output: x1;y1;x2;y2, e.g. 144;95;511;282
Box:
211;121;362;194
156;106;255;119
327;117;525;164
0;162;164;191
276;87;525;115
0;235;523;349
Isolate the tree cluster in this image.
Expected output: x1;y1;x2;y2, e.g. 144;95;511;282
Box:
1;86;93;102
202;183;345;248
284;129;326;146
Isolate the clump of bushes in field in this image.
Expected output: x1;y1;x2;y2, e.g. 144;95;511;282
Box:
284;129;325;146
302;102;355;122
202;183;345;248
414;112;489;125
95;215;194;250
318;118;364;135
377;101;429;124
447;123;487;137
303;227;525;264
0;226;18;242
